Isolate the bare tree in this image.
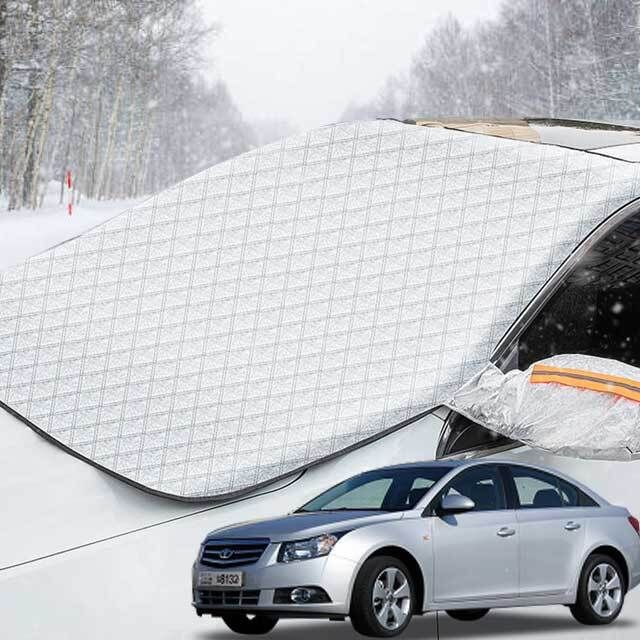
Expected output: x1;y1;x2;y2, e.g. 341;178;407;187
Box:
1;0;253;210
345;0;640;125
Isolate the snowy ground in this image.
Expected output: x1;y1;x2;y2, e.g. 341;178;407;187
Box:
1;191;640;639
0;182;144;269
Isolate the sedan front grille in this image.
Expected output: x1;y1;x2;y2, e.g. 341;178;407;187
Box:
200;538;269;568
198;589;260;607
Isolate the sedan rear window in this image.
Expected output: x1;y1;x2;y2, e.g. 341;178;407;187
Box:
510;466;598;508
298;467;450;513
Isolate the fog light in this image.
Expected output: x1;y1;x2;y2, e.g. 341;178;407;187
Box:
291;587;312;603
273;586;331;605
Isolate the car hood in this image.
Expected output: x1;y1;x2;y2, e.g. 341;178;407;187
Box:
206;510;404;543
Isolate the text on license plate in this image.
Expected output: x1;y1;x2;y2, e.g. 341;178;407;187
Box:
199;571;244;588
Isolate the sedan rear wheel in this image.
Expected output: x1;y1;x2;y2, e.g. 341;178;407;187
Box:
351;555;415;637
570;554;625;625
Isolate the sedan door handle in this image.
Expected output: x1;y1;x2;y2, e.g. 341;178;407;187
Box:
564;521;581;531
497;527;516;538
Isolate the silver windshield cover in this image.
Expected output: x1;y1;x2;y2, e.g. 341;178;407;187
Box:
1;120;639;499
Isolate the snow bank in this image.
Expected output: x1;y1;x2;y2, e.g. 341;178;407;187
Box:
0;182;144;270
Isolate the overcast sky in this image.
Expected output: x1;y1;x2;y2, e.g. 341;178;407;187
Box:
199;0;502;132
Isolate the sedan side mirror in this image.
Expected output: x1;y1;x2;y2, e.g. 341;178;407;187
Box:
439;494;475;515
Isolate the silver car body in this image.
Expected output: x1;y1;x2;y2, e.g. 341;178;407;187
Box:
192;459;640;617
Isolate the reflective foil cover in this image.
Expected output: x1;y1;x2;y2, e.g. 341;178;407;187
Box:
447;354;640;459
1;120;639;499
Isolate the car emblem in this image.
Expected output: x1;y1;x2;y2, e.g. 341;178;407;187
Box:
219;548;234;560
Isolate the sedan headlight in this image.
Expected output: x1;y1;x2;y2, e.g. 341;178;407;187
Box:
278;533;340;563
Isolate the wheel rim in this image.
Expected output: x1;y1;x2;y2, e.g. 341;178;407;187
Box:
587;563;622;617
372;566;411;630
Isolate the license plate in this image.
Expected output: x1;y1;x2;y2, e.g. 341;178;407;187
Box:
198;571;244;589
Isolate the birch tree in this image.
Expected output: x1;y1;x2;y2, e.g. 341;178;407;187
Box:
1;0;252;210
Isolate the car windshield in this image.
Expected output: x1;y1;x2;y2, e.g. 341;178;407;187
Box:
298;466;451;513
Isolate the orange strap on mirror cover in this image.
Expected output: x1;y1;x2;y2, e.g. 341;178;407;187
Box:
530;364;640;403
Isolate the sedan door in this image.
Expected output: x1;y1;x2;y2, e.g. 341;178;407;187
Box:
431;465;519;603
506;465;588;597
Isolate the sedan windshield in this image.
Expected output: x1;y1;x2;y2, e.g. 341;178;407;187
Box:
298;466;450;513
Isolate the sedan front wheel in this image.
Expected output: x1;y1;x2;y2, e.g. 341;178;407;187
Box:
350;555;415;637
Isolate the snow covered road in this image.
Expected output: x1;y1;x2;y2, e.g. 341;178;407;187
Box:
0;187;142;270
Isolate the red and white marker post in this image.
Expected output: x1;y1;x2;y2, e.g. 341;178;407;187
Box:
66;170;73;216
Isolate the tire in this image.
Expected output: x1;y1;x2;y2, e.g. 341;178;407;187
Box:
446;608;490;621
350;555;415;637
221;613;279;635
570;553;625;625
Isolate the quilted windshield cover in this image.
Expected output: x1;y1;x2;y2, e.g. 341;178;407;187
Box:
1;120;639;499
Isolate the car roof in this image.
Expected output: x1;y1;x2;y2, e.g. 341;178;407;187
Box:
381;457;590;479
373;460;466;471
376;458;579;472
374;458;606;507
408;117;640;159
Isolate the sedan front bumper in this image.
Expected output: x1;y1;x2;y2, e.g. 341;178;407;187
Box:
192;542;358;617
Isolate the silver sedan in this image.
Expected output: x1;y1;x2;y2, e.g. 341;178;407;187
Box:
192;460;640;637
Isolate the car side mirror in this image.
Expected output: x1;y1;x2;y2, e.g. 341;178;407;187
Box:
439;494;475;515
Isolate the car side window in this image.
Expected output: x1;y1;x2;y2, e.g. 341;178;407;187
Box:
403;476;438;508
440;466;506;512
556;478;579;507
510;466;594;509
